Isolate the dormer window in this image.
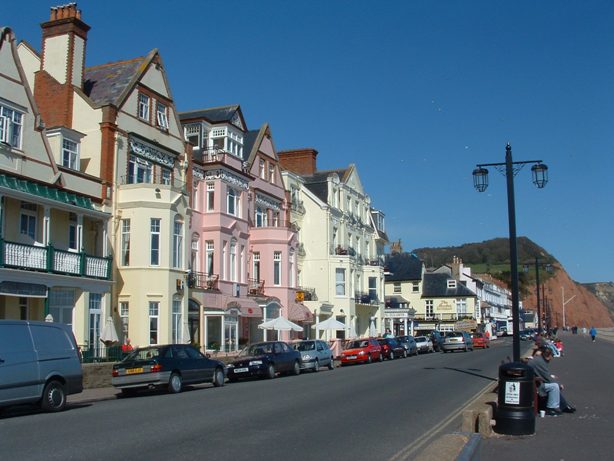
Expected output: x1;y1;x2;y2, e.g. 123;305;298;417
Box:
156;102;169;130
138;93;150;121
62;138;79;170
447;280;457;289
0;104;23;149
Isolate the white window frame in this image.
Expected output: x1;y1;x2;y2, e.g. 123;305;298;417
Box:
121;219;130;266
0;104;24;148
259;159;266;179
68;212;78;251
150;218;160;266
128;155;152;184
335;268;346;296
227;187;239;217
156;101;169;129
62;137;79;170
172;299;182;344
447;280;457;289
120;301;129;343
173;218;183;269
206;241;214;275
19;202;37;241
273;251;282;286
269;164;275;183
253;252;260;282
393;282;401;294
230;240;237;282
456;298;467;316
206;183;215;212
149;301;159;345
138;93;150;121
425;300;434;318
255;207;265;227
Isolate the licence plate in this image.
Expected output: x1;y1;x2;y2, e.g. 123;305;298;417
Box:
234;367;249;373
126;368;143;374
347;355;357;360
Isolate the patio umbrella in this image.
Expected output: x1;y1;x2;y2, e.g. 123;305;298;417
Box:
258;316;303;332
312;317;346;330
369;319;377;337
99;316;119;346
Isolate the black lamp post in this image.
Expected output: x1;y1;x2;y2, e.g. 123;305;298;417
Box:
473;143;548;362
523;259;553;334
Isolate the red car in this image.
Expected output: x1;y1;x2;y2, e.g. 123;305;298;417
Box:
340;338;382;365
472;332;490;349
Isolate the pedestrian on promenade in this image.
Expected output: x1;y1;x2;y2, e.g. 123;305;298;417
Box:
384;328;394;338
589;326;597;342
527;347;575;415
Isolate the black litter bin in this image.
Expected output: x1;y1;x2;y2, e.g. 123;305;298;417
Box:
495;361;535;435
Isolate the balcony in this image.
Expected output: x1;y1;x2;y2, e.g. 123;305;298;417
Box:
119;173;185;191
0;239;111;280
355;292;379;305
248;278;265;296
187;271;219;290
331;245;356;257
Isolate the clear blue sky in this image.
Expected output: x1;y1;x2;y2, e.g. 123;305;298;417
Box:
5;1;614;283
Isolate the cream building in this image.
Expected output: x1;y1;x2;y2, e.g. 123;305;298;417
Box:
280;149;388;339
17;5;191;353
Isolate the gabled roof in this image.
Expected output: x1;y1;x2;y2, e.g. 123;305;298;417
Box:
422;273;476;298
302;168;349;203
178;105;245;128
243;128;262;162
384;253;423;282
83;49;158;108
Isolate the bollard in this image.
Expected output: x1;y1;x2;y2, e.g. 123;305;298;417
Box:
495;361;535;435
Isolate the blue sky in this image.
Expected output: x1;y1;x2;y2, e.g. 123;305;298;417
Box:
5;1;614;283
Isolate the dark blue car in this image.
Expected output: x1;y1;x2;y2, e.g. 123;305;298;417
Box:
227;341;301;381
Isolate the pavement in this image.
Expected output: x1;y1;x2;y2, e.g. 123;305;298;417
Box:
480;330;614;460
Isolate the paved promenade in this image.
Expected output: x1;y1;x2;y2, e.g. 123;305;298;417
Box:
481;329;614;460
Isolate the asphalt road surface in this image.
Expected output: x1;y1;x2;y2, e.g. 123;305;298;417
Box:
0;338;517;461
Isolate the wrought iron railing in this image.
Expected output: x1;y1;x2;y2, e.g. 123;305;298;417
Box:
248;278;265;296
355;292;379;305
0;239;112;280
187;271;219;290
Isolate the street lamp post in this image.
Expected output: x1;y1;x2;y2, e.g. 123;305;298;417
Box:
474;143;549;436
523;258;553;334
473;143;548;362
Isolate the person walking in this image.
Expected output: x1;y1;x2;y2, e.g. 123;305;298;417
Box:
589;326;597;342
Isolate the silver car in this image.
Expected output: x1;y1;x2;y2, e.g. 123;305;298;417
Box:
442;331;474;352
292;340;335;372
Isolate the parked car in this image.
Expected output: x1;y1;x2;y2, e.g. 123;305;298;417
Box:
471;332;490;349
292;340;334;372
0;320;83;412
442;331;474;352
112;344;226;395
397;335;418;356
414;336;434;353
377;337;407;359
340;338;382;365
227;341;301;381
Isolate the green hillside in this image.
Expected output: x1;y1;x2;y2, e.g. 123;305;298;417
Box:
409;237;557;295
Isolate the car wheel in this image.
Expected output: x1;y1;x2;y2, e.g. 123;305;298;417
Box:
266;363;276;379
292;361;301;376
389;351;394;360
367;354;372;364
40;380;66;412
168;372;183;393
120;388;137;397
328;358;335;370
213;368;225;387
403;350;408;358
378;353;384;362
313;359;320;372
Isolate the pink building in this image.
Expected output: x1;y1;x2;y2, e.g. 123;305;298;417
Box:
180;106;311;353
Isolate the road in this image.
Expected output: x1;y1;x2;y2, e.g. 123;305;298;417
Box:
0;338;517;461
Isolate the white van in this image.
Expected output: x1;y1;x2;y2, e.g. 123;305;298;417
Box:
0;320;83;412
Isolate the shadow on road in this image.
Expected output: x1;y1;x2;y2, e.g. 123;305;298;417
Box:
423;366;497;381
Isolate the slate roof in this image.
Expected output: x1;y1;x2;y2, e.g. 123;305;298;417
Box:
83;57;148;106
384;253;424;281
302;168;348;203
422;273;477;298
178;105;241;124
243;129;260;162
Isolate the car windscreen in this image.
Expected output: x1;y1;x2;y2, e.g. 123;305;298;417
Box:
125;347;162;361
243;343;274;356
415;336;426;342
346;340;368;349
294;341;315;352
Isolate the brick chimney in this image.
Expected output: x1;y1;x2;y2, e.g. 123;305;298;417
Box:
34;3;90;128
278;148;318;176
